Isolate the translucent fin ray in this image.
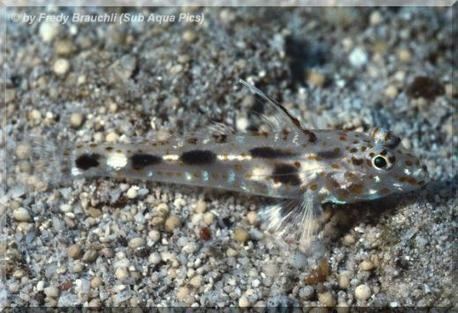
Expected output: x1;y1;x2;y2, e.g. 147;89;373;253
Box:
259;192;322;250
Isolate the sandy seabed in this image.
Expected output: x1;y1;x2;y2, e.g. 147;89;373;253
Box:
1;5;456;308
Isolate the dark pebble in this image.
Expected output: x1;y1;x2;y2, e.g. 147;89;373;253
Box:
199;227;212;241
406;76;445;100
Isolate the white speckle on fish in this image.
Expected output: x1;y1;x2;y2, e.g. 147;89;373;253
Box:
106;152;128;170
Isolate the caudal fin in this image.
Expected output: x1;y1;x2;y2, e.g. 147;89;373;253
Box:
3;135;72;192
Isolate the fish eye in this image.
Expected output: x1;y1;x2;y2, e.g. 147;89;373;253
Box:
372;155;388;169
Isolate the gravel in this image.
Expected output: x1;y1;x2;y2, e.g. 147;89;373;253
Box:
2;5;455;308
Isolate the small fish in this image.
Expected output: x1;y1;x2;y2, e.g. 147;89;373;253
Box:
9;79;428;245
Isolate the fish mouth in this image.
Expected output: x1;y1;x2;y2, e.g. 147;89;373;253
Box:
393;171;428;192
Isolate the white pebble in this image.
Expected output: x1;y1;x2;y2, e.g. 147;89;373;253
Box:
77;75;86;85
44;286;60;298
5;88;16;103
338;272;351;289
202;212;214;225
318;291;336;307
263;262;278;277
226;248;238;257
36;281;45;291
169;64;183;75
69;24;78;35
194;199;207;213
115;267;129;281
394;70;406;82
13;207;31;222
54;39;75;56
236;117;249;131
219;9;236;23
369;11;383;26
359;260;375;271
15;143;31;159
53;58;70;76
165;215;181;232
238;295;250;307
72;262;84;273
355;284;371;300
176;286;193;304
191;213;202;225
148;252;161;265
445;83;454;97
182;242;197;254
246;211;257;224
337;303;350;313
29;109;42;122
349;47;368;67
177;54;190;63
148;229;160;242
155;129;171;142
126;186;139;199
69;113;84;128
128;237;145;249
60;204;72;213
189;275;202;288
343;234;356;245
398;48;412;63
39;21;59;42
75;278;90;300
182;30;197;43
105;132;119;143
384;85;398;98
107;100;118;113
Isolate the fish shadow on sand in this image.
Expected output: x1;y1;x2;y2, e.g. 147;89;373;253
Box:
318;174;457;246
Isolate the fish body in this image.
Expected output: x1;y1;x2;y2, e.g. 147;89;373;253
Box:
71;128;427;204
11;80;428;245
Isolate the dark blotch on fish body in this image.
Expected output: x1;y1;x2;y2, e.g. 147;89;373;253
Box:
272;163;302;185
303;129;317;143
317;147;341;159
75;153;100;170
180;150;216;165
351;157;364;166
213;133;227;143
131;153;162;170
250;146;296;159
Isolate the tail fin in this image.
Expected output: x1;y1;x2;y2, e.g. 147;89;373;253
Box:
3;135;72;192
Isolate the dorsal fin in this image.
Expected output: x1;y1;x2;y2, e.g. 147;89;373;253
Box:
238;79;317;143
136;79;317;146
238;79;303;130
